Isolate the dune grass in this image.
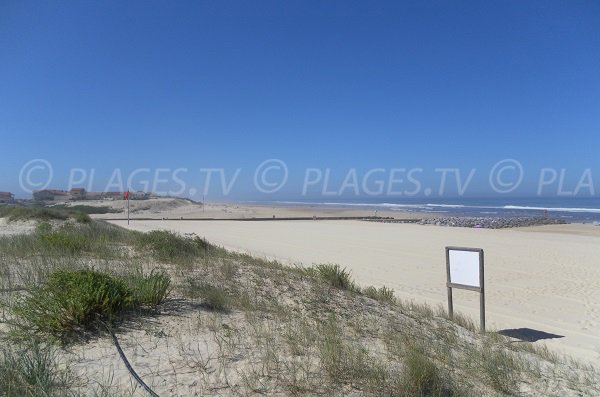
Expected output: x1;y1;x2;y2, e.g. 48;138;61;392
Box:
124;269;172;308
12;269;134;339
363;285;396;303
51;204;122;214
0;342;70;397
135;229;209;262
0;218;597;396
401;342;449;397
311;263;357;290
0;205;91;224
184;279;231;312
11;268;171;341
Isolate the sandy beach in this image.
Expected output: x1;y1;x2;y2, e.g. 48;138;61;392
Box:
111;216;600;363
86;198;424;220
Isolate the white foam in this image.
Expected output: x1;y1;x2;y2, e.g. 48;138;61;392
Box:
269;200;600;215
503;205;600;213
426;204;465;208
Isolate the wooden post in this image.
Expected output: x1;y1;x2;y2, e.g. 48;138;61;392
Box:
446;247;454;320
479;249;485;334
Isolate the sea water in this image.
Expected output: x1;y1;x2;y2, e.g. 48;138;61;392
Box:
270;197;600;223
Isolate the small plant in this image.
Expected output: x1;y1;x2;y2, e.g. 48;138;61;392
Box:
136;230;208;262
318;318;392;392
126;270;171;307
185;280;230;312
477;342;521;393
35;222;53;234
363;285;396;303
12;269;134;339
74;211;91;223
401;342;447;397
312;264;356;290
38;230;90;253
0;342;70;396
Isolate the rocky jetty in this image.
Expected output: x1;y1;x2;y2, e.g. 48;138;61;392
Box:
417;216;567;229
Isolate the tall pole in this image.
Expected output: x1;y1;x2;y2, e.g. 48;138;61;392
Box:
127;191;130;225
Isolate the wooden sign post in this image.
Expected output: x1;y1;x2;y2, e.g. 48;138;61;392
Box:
445;246;485;334
124;191;130;225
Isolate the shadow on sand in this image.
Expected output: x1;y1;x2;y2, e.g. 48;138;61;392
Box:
498;328;564;342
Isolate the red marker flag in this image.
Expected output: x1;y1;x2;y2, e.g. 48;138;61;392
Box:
124;191;129;200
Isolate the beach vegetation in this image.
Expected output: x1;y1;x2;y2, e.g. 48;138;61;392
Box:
0;216;596;396
363;285;396;303
0;205;98;224
123;269;172;308
12;269;134;339
0;342;70;397
401;342;449;397
51;204;122;214
0;206;70;222
184;280;231;312
11;268;171;340
135;230;209;262
311;263;356;290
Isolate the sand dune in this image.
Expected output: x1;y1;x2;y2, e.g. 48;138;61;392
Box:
111;219;600;363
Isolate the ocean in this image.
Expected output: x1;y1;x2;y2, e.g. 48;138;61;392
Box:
270;197;600;223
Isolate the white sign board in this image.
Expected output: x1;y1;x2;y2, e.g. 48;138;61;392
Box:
448;249;481;288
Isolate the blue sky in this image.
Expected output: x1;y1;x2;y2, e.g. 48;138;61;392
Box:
1;1;599;200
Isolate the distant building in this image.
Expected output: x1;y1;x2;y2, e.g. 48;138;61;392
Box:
86;191;104;200
103;192;125;200
33;190;54;201
31;189;153;201
69;188;87;200
0;192;15;204
131;191;150;200
33;189;70;202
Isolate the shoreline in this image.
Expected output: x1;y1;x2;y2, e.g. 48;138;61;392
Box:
9;195;595;223
242;199;600;224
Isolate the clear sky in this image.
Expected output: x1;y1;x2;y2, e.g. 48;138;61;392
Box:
1;1;599;200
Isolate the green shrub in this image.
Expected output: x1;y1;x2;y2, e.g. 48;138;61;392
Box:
12;270;134;338
36;222;53;234
312;264;356;290
126;270;171;307
38;231;90;253
137;230;208;262
363;286;396;303
74;212;91;223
